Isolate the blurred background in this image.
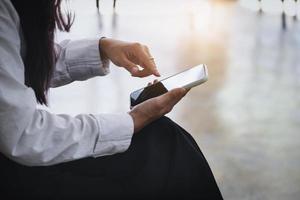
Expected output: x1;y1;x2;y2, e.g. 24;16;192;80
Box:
46;0;300;199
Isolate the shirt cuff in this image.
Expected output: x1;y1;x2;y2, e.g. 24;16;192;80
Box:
92;113;134;157
65;39;110;81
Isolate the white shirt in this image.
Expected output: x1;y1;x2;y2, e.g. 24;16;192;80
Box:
0;0;134;166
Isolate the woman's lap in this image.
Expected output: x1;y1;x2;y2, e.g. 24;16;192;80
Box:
1;117;223;199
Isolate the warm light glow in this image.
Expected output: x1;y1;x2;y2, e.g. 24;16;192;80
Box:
190;1;213;33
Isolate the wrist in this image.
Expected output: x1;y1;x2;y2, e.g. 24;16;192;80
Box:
128;109;150;133
99;37;110;60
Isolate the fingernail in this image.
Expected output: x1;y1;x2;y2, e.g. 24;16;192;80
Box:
154;69;161;76
131;68;139;76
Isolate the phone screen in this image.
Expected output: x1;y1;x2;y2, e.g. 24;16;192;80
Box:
160;64;207;90
130;64;207;107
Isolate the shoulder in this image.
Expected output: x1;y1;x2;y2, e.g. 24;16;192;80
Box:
0;0;21;48
0;0;20;28
0;0;22;72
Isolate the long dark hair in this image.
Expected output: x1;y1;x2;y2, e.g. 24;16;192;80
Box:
11;0;74;105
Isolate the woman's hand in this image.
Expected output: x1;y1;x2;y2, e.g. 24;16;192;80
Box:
129;88;188;133
99;38;160;78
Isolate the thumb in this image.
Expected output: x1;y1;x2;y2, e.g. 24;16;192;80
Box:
160;88;187;105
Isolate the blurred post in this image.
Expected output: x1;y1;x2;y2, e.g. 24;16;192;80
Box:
294;0;298;21
258;0;263;14
281;0;287;30
96;0;117;9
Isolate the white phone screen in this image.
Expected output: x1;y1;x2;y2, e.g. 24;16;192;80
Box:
161;64;207;90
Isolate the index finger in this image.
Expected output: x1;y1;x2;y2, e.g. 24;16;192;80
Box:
132;68;152;78
139;46;160;77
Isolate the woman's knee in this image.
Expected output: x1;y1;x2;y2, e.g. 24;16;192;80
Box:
139;116;179;136
134;116;192;147
138;116;200;152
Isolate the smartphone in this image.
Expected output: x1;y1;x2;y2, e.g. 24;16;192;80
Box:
130;64;208;107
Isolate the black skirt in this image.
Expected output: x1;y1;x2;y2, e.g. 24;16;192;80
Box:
0;117;223;199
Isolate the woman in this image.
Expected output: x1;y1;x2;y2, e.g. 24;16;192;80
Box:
0;0;223;198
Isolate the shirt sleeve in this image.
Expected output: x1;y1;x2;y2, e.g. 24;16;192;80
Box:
50;38;110;88
0;0;134;166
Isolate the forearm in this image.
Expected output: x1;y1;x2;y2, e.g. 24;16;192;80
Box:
50;39;110;88
2;109;134;166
